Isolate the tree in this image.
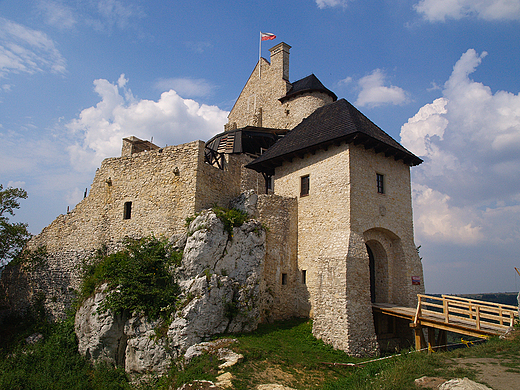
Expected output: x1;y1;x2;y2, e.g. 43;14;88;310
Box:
0;184;31;266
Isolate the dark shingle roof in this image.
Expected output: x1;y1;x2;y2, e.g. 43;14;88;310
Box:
205;126;288;155
280;74;337;103
246;99;422;174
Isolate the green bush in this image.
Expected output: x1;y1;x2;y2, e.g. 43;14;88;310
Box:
78;236;181;321
212;206;249;236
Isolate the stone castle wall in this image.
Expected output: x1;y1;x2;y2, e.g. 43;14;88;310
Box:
226;43;332;131
272;141;424;356
256;194;303;321
2;140;251;319
348;143;425;307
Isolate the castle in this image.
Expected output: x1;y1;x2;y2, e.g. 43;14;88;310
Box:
1;42;425;356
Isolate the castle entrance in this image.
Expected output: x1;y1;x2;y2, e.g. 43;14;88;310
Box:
365;240;388;304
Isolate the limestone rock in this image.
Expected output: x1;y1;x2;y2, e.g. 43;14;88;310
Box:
75;203;266;375
230;189;258;216
183;339;243;370
176;380;219;390
169;209;265;352
124;316;170;374
179;210;229;279
215;372;234;388
438;378;492;390
75;284;127;366
75;284;171;373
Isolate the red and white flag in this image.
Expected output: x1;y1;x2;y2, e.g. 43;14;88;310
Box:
261;32;276;41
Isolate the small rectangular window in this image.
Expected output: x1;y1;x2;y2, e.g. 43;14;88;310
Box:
300;175;309;197
301;270;307;284
376;173;385;194
281;273;288;285
123;201;132;219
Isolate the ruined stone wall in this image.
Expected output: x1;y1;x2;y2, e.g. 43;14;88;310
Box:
3;140;254;319
195;152;242;211
28;140;204;255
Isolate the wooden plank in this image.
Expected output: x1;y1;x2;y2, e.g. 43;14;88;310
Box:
443;295;518;311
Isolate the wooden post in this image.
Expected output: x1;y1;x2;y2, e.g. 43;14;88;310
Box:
414;326;426;351
427;327;436;353
437;330;447;351
414;296;422;326
476;306;481;330
444;299;449;323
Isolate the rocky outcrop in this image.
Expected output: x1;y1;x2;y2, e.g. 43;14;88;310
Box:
75;205;266;374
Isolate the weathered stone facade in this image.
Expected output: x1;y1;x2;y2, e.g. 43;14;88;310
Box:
272;142;424;355
1;41;425;359
226;43;334;131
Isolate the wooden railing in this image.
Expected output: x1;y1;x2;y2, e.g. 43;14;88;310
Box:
414;294;518;330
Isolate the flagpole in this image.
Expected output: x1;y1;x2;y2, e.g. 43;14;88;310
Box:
259;31;262;79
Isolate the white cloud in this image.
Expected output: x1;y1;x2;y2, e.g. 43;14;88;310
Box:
153;78;215;98
414;0;520;21
37;1;77;30
413;184;483;244
86;0;145;33
66;75;229;171
96;0;144;29
355;69;410;107
0;18;66;77
401;49;520;246
316;0;349;9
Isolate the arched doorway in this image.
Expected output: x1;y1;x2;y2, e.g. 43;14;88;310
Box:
367;244;376;303
365;240;388;304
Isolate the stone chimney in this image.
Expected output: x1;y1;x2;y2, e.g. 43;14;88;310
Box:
269;42;291;81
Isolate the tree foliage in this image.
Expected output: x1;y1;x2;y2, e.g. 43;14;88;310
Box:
0;184;31;266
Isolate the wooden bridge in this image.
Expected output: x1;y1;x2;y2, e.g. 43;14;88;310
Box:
373;294;519;351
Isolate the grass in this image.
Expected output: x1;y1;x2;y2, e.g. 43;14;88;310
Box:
0;313;130;390
2;310;519;389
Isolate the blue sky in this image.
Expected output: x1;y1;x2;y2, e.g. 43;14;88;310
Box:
1;0;520;294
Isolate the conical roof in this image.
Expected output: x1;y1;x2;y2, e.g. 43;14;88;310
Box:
280;74;337;103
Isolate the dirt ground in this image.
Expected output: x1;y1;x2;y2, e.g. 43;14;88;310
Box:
415;357;520;389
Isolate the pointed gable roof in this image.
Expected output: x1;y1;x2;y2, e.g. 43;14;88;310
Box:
246;99;422;174
280;74;337;103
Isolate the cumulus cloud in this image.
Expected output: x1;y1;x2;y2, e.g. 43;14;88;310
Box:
66;75;229;171
316;0;350;9
401;49;520;245
153;78;215;98
0;18;66;77
355;69;410;107
414;0;520;21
